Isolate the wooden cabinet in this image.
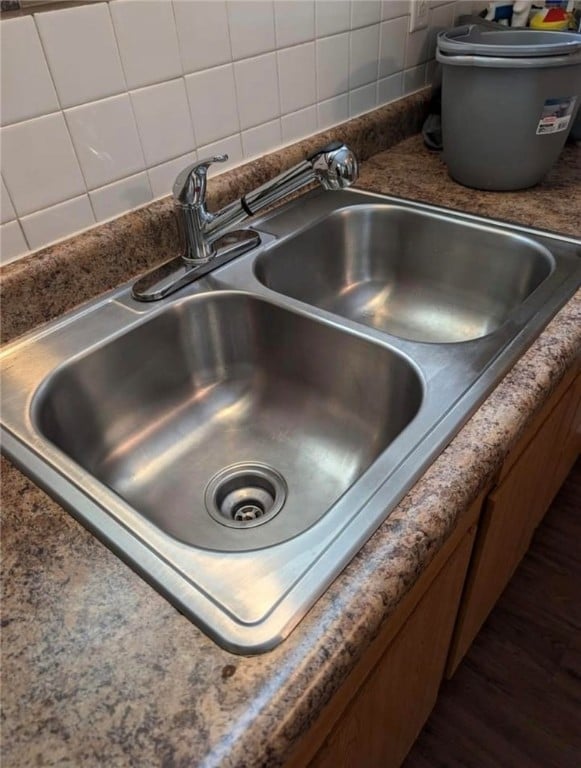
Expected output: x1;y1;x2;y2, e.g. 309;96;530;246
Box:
446;369;581;676
286;493;483;768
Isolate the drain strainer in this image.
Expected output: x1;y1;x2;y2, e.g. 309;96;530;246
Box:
205;462;287;529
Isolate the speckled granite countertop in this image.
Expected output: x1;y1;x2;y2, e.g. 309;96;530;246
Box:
2;106;580;767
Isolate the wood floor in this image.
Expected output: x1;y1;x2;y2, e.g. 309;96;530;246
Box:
404;459;581;768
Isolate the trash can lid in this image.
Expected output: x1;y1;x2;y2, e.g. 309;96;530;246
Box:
438;25;581;58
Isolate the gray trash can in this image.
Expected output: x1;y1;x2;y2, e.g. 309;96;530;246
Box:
436;26;581;190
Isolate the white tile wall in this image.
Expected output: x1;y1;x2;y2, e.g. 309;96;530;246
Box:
1;113;86;216
110;0;182;90
242;119;282;159
0;16;59;126
185;65;240;146
316;32;350;101
0;0;462;262
350;23;380;89
173;0;231;73
317;93;349;130
36;3;125;108
65;94;146;189
351;1;381;29
377;71;404;104
0;221;29;265
277;43;316;115
130;79;195;166
234;53;280;130
89;172;153;221
274;0;315;48
227;1;276;60
350;83;377;117
316;1;351;37
382;1;410;21
20;195;95;249
281;105;318;143
1;178;16;225
380;16;408;78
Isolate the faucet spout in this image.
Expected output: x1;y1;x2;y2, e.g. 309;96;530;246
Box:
132;141;359;301
241;141;358;218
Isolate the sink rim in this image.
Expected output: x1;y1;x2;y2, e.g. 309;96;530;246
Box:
1;189;579;653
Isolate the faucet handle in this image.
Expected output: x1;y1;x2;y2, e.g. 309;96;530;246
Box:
173;155;228;206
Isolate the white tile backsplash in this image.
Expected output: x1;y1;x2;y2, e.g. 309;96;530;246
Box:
1;178;16;225
0;16;59;127
277;43;317;115
350;24;380;89
382;0;410;20
242;119;282;159
351;1;382;29
234;53;280;130
317;92;349;130
377;71;403;104
90;172;153;221
1;113;86;216
316;32;350;101
274;1;315;48
379;16;408;78
404;63;427;92
173;0;231;73
185;65;240;146
130;79;196;166
0;0;449;261
405;26;430;68
0;220;29;265
36;3;126;108
110;0;182;90
281;105;318;143
20;195;95;249
227;1;276;60
316;0;351;37
350;82;377;117
65;94;146;190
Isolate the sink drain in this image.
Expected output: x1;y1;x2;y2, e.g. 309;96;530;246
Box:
205;463;287;529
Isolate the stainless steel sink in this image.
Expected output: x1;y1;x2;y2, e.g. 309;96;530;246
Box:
2;189;579;653
254;205;554;343
34;293;422;552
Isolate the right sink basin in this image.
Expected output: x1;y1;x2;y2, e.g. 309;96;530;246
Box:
254;205;555;343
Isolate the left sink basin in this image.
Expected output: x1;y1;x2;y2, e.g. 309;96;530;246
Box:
33;292;422;552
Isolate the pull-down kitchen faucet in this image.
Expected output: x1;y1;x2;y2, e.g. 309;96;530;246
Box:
132;141;358;301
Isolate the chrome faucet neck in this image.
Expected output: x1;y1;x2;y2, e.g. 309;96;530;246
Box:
173;142;358;265
133;142;359;301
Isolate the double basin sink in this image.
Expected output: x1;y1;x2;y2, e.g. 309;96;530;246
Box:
2;189;579;652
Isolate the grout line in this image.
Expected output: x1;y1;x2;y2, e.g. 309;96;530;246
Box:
167;0;186;79
106;0;148;174
223;0;243;148
31;10;63;111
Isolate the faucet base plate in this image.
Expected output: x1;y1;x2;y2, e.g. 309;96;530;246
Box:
132;229;261;302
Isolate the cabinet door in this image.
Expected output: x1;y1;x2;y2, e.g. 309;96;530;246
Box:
447;374;580;676
308;527;476;768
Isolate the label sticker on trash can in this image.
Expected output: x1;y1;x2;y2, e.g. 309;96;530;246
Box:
536;97;577;135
